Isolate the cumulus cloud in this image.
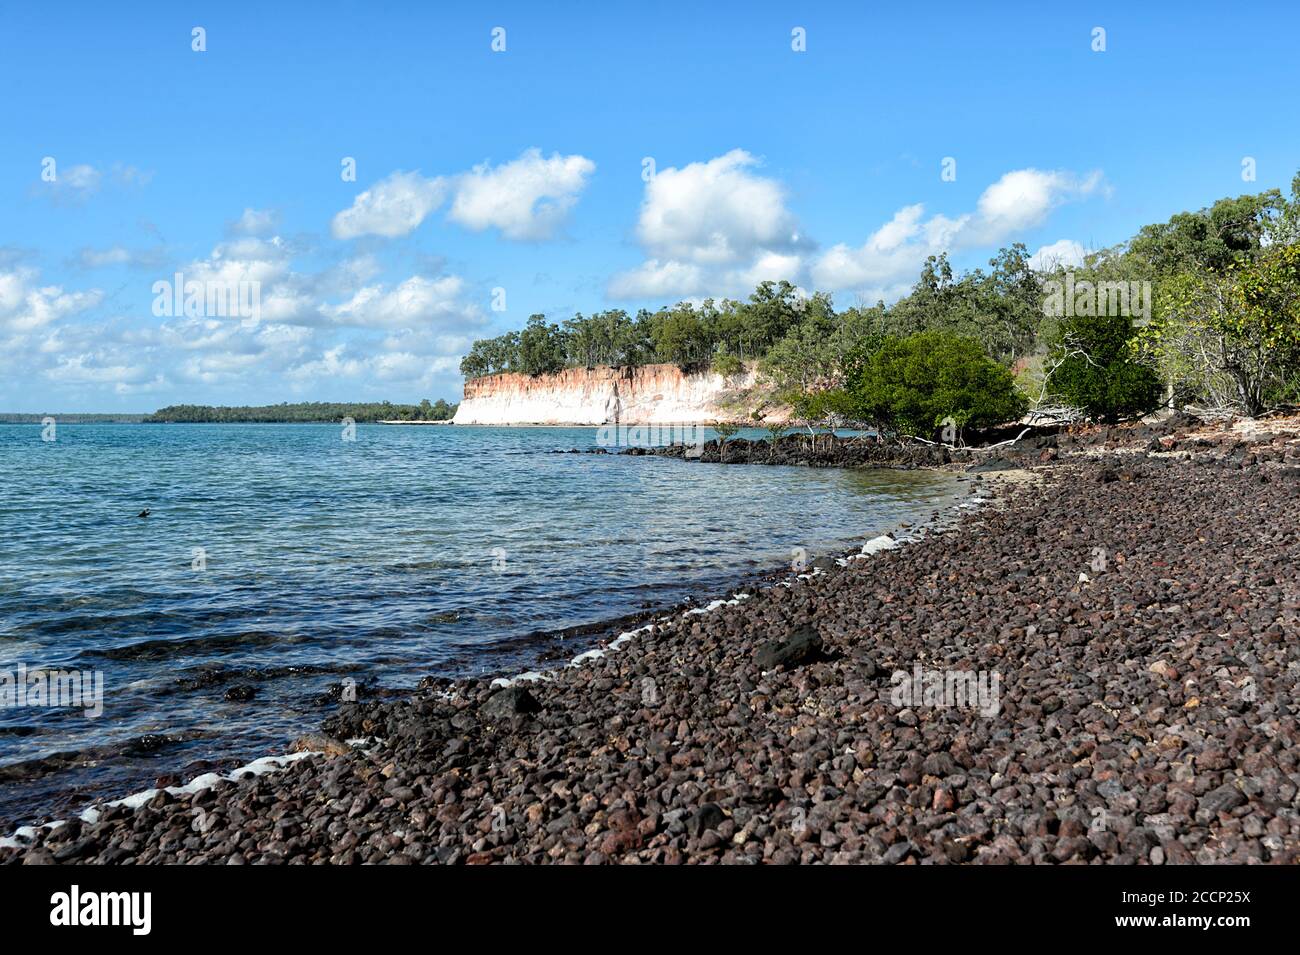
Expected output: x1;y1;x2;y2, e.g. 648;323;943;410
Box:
609;149;808;299
638;150;799;263
448;148;595;240
1028;238;1090;271
972;170;1104;239
608;259;707;299
323;275;484;329
45;353;154;388
332;149;595;241
331;171;448;240
0;267;103;333
811;168;1105;294
1;215;486;403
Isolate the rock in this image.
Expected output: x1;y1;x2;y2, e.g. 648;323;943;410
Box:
481;686;542;719
1148;660;1178;680
883;840;914;864
1199;783;1247;815
224;684;256;702
967;457;1019;473
754;626;824;670
599;828;643;855
687;803;726;837
289;733;352;757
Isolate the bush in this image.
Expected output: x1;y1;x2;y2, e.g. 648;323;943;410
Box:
1049;315;1162;421
847;331;1026;439
711;344;744;378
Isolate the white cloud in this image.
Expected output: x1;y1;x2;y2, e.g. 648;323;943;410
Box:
331;171;448;240
229;208;280;236
0;267;102;333
332;150;596;242
45;354;152;386
35;162;153;205
636;149;798;264
323;275;483;329
607;259;707;299
76;245;167;270
1028;239;1090;271
609;149;807;299
0;218;485;403
448;148;595;240
78;246;133;268
973;169;1104;238
811;167;1105;293
56;164;102;197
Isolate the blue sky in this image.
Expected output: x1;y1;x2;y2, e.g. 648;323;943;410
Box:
2;1;1297;411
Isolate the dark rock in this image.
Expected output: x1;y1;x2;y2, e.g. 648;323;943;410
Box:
481;686;541;720
967;456;1019;473
687;803;726;837
754;626;824;670
1200;783;1247;815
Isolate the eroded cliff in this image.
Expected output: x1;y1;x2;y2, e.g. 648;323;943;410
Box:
453;363;785;425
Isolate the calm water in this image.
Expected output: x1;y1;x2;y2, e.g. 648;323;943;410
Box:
0;422;963;824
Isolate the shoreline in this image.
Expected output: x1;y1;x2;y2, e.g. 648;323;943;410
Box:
0;463;978;845
6;416;1300;863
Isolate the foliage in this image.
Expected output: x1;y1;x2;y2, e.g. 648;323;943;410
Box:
845;332;1026;439
712;421;741;443
886;245;1041;364
460;281;809;378
1044;313;1162;422
1129;190;1288;276
1138;244;1300;415
711;344;744;378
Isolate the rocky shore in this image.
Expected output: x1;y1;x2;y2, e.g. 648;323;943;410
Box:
5;415;1300;864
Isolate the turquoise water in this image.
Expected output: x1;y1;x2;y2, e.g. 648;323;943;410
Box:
0;422;963;823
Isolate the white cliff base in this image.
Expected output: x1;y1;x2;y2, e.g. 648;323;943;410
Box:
453;363;786;426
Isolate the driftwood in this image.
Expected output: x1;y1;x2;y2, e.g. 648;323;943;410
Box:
907;427;1033;454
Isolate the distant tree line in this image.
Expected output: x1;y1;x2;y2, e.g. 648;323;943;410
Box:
143;399;457;423
0;413;147;423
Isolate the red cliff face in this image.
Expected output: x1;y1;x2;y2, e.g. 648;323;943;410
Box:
454;363;786;425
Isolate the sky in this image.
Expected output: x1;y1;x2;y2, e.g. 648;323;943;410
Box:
1;1;1298;412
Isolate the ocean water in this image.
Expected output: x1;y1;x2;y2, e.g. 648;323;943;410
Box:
0;422;964;825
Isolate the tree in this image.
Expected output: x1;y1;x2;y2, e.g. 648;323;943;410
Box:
846;331;1027;440
713;421;741;461
1140;244;1300;415
885;246;1040;364
1130;190;1286;276
518;315;567;376
1046;314;1162;422
711;342;744;378
646;304;709;369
